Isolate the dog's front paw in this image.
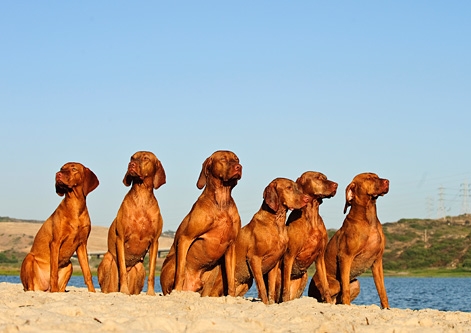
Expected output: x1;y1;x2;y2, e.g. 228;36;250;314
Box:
147;288;156;296
120;285;131;295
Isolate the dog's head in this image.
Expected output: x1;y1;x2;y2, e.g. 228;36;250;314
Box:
196;150;242;190
55;162;99;197
343;172;389;214
296;171;338;203
123;151;166;190
263;178;310;212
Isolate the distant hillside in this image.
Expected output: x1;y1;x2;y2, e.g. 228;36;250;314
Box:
0;216;42;224
381;215;471;271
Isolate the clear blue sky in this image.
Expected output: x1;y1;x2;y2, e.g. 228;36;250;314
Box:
1;2;470;231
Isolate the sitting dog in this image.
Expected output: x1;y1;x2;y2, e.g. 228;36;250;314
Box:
20;162;99;292
160;150;242;296
226;178;310;304
308;172;390;308
97;151;166;295
280;171;337;303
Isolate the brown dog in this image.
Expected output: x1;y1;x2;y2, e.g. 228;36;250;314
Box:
97;151;165;295
20;162;99;292
160;150;242;296
229;178;310;304
280;171;337;303
308;172;390;308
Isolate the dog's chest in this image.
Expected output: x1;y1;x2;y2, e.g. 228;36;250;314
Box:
351;228;384;276
207;211;238;244
259;225;288;268
296;233;324;264
189;211;238;264
58;223;90;263
126;215;160;240
363;228;384;252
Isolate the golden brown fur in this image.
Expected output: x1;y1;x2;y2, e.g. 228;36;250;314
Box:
280;171;337;303
202;178;311;304
97;151;165;295
20;162;99;292
160;150;242;296
308;172;390;309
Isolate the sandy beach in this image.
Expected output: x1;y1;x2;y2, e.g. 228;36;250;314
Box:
1;283;470;333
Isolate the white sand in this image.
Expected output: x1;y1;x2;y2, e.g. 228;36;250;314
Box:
1;283;470;332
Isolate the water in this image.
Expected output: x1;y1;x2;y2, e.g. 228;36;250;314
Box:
352;277;471;312
2;275;470;312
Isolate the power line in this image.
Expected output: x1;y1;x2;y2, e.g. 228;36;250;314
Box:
437;186;446;220
460;180;470;215
426;196;434;219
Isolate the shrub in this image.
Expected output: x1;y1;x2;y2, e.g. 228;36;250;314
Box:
0;252;18;264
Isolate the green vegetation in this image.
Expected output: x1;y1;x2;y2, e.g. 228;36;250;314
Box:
0;250;22;275
0;251;19;264
381;215;471;274
0;216;42;223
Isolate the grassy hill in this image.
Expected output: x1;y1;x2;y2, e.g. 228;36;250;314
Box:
381;215;471;274
0;216;42;223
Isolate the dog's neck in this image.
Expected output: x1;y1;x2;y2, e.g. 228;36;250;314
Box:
303;199;322;226
61;187;88;216
204;179;233;208
347;199;379;225
128;181;156;204
261;202;288;227
275;209;288;228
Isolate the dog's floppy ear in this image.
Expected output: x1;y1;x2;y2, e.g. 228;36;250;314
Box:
197;156;212;189
83;167;99;196
343;182;356;214
296;174;306;188
296;173;313;196
263;181;279;212
123;168;133;187
153;159;166;190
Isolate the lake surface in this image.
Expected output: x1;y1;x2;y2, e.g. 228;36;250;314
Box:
2;276;469;312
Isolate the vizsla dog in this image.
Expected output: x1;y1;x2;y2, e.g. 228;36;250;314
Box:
280;171;337;303
160;150;242;296
97;151;166;295
308;172;390;309
228;178;310;304
20;162;99;292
